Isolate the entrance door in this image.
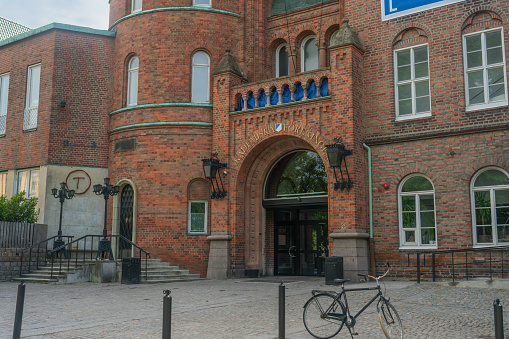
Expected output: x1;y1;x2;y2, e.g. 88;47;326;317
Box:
119;184;134;257
275;209;328;276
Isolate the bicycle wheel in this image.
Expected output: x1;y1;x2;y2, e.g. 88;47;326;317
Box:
378;301;403;339
303;293;346;339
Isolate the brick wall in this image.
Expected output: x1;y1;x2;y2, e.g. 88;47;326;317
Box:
0;248;46;282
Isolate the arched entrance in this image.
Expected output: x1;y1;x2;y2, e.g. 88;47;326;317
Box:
264;151;328;276
116;183;135;257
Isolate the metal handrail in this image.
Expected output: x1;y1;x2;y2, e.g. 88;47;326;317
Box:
15;235;74;277
47;234;150;280
412;245;509;283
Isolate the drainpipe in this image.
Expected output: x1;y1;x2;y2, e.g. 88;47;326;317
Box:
363;143;376;276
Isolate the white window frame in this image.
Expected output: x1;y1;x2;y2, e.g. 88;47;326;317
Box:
127;56;139;106
188;200;208;234
394;43;431;121
276;43;289;78
471;167;509;247
398;175;437;249
132;0;142;13
463;28;508;112
301;35;319;72
15;168;40;198
0;172;7;197
0;72;9;135
193;0;211;7
191;52;210;103
24;64;41;130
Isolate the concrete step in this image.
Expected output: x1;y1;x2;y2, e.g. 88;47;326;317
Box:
12;277;58;283
141;277;205;284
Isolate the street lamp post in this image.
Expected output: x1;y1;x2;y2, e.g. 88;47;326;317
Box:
51;182;75;258
93;177;120;260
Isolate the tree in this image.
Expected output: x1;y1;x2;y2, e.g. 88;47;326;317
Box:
0;192;39;223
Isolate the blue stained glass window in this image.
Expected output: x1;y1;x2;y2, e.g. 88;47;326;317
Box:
258;90;267;108
282;85;291;103
307;80;317;99
270;88;279;105
247;92;255;109
320;78;329;97
295;83;304;101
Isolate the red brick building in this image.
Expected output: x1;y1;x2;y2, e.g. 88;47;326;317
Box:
1;0;508;281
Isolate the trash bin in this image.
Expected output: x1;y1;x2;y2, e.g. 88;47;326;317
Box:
122;257;141;284
325;256;343;285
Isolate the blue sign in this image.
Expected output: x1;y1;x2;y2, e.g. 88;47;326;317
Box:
382;0;463;20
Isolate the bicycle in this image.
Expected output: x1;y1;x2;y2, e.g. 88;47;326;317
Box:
303;265;403;339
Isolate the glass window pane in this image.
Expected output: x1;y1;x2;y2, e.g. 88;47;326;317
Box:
402;176;433;192
405;230;415;243
468;70;484;88
192;66;209;102
29;170;39;197
276;151;327;196
129;57;139;69
402;196;416;211
194;0;211;5
488;67;504;85
477;226;493;243
495;190;509;207
485;31;502;49
475;170;509;187
193;53;209;66
469;87;484;105
466;35;482;53
278;46;289;77
474;190;490;208
415;81;429;97
402;212;416;229
397;50;411;66
28;66;41;107
416;96;430;113
476;208;492;225
487;47;503;65
190;214;205;232
132;0;142;11
128;70;138;105
497;225;509;243
303;38;318;72
490;84;505;102
398;99;412;115
17;171;27;195
414;46;428;63
414;62;429;78
191;202;205;213
0;173;6;196
421;211;435;228
0;75;9;115
397;65;411;82
398;84;411;99
420;194;435;211
421;228;436;244
496;207;509;225
467;51;482;69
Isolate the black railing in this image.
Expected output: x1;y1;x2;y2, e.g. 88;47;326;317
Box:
411;245;509;283
16;235;74;277
47;234;150;280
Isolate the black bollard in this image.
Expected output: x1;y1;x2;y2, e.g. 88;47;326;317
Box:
13;280;26;339
494;299;504;339
163;290;172;339
279;281;285;339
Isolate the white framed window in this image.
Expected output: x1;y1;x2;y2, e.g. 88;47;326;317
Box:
394;44;431;120
127;56;139;106
132;0;142;13
463;28;508;111
301;36;318;72
399;175;437;248
191;52;210;103
471;168;509;246
193;0;211;7
0;73;9;135
16;169;39;198
0;172;7;196
188;201;207;234
24;64;41;130
276;44;289;77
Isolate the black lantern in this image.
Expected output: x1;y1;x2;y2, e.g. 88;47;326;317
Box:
93;177;120;260
202;153;227;198
325;137;353;191
51;182;75;258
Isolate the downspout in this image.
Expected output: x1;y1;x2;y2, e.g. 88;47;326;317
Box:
363;143;376;276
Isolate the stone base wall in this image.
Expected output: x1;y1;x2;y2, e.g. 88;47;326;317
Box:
0;248;46;282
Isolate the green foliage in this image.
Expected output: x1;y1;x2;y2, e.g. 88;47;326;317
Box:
0;192;39;223
277;152;327;196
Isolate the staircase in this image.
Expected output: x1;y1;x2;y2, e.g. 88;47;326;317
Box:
13;259;203;284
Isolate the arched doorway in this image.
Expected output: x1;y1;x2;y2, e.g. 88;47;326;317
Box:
119;184;134;257
264;151;328;276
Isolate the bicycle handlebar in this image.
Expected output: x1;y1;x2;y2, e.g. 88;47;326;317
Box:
357;267;390;282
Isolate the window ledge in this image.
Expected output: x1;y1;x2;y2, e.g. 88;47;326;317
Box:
22;128;37;133
395;112;432;122
398;245;438;250
465;100;508;112
188;233;208;236
0;134;5;138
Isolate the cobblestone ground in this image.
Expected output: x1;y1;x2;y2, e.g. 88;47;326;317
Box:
0;277;508;338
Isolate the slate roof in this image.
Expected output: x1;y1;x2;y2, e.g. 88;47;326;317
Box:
0;17;31;41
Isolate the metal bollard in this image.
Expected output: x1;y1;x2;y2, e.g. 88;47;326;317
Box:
163;290;172;339
279;281;285;339
13;280;26;339
494;299;504;339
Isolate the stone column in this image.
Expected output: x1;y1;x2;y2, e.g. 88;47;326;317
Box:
319;39;327;69
329;229;369;282
207;233;232;279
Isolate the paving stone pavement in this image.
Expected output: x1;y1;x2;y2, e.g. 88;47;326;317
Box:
0;277;508;338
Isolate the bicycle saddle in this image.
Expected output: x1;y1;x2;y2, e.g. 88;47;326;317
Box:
334;278;350;284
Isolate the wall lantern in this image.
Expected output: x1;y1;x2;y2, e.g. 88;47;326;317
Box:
325;137;353;191
202;153;227;199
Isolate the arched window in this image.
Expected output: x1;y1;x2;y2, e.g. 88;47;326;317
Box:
399;175;436;247
471;168;509;245
301;36;318;72
276;44;289;77
132;0;142;12
127;56;139;106
192;52;210;103
194;0;211;7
